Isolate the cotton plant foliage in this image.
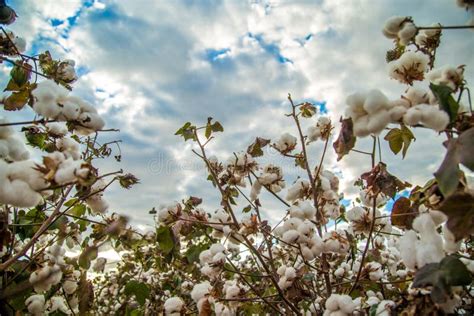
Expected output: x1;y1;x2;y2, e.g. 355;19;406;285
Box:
0;1;473;316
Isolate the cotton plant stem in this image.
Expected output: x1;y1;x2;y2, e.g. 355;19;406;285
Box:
193;129;301;315
0;185;73;271
0;118;56;127
288;94;332;296
349;137;378;294
418;25;474;30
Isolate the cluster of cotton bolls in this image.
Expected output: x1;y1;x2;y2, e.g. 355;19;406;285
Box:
273;132;297;153
32;80;105;135
85;178;109;214
388;51;429;85
383;16;418;45
307;116;331;143
164;296;185;315
274;200;325;260
0;119;29;161
190;281;212;314
0;30;26;55
199;243;227;280
398;211;460;270
323;293;360;316
318;169;341;220
47;151;90;185
345;89;398;136
250;164;285;201
345;204;392;236
427;65;465;91
25;294;46;315
225;152;257;187
277;265;297;290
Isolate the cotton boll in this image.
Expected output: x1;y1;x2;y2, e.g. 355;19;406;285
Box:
442;224;461;254
398;22;418;45
86;197;109;214
0;119;13;138
210;243;225;255
191;282;211;303
376;300;395;316
346;206;365;222
47;122;68;137
0;179;43;207
274;133;297;152
338;295;356;314
388;51;429;85
282;229;300;243
416;235;444;267
5;136;29;161
420;107;449;131
389;105;407;122
363;89;389;114
284;217;303;230
164;297;184;315
367;110;391;134
353;115;371;137
289;205;305;219
412;213;436;235
63;280;78;295
383;16;407;38
60;99;81;120
403;107;422;126
399;230;418;270
346;91;367;119
57;137;81;160
405;87;429;105
250;180;262;201
325;294;340;311
25;294;45;316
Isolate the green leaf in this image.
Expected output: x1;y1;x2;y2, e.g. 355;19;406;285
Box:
185;244;207;264
242;205;252;213
124;280;150;306
156;225;175;255
4;89;29;111
247;137;271;157
333;117;356;161
439;192;474;241
434;128;474;197
69;204;86;217
64;198;78;207
211;121;224;132
4;78;21;92
430;83;459;122
413;255;471;303
78;246;98;269
25;131;47;149
384;125;415;159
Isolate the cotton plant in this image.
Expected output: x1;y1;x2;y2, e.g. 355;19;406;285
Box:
0;3;139;316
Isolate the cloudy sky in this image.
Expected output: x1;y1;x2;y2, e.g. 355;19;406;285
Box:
6;0;474;230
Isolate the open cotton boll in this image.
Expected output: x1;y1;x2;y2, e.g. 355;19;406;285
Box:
54;158;89;185
47;122;68;137
190;281;211;304
420;106;449;131
0;179;43;207
367;110;391;134
164;297;184;315
4;136;29;161
353;115;370;137
363;89;389;114
32;81;69;118
25;294;45;316
403;107;423;125
383;16;408;38
388;51;429;85
389;105;407;122
57;137;81;160
345;91;367;119
405;87;429;105
398;22;418;45
274;132;297;152
399;230;418;270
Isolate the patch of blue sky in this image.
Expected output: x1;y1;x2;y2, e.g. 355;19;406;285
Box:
76;66;90;77
247;32;293;64
204;48;230;62
385;190;410;212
